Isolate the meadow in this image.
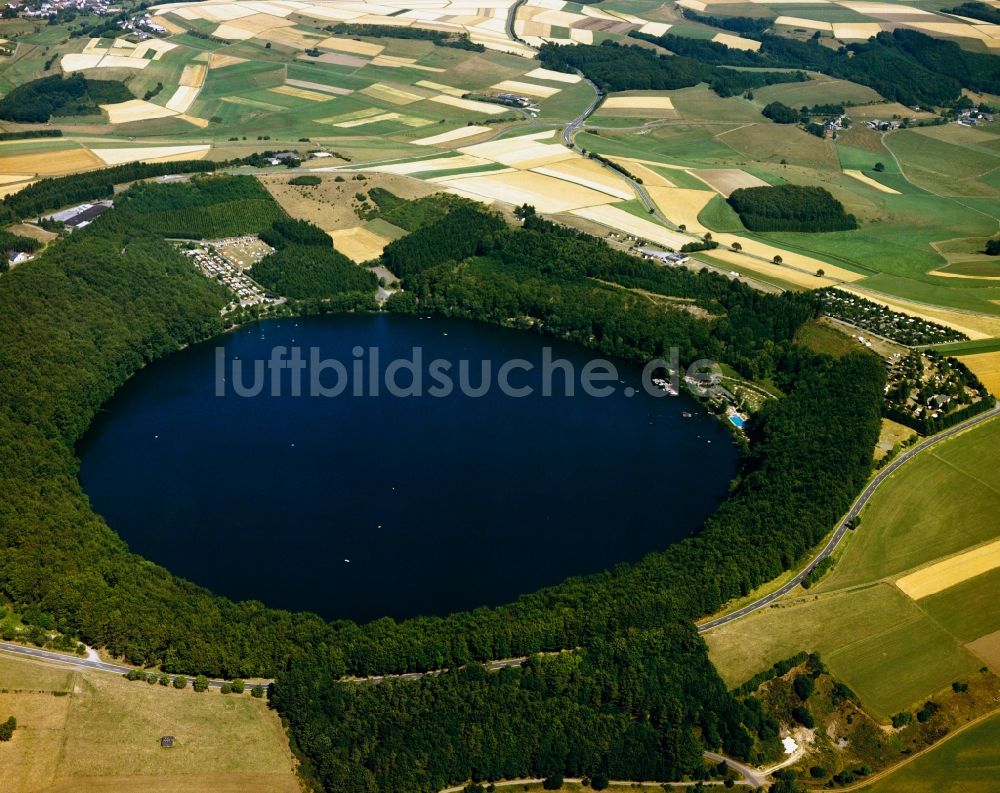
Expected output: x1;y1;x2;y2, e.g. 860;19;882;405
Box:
0;654;298;793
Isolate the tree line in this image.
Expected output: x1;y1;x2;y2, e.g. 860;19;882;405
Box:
630;28;1000;106
537;40;807;98
325;22;485;50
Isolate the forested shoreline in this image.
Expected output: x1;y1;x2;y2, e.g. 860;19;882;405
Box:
0;173;885;791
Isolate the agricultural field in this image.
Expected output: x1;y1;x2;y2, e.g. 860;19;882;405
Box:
815;417;1000;593
0;0;999;339
0;654;298;793
706;415;1000;721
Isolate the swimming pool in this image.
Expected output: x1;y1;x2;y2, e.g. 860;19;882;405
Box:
728;414;745;429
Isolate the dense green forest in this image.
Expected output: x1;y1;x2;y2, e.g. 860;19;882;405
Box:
941;1;1000;24
537;41;808;97
630;28;1000;105
274;629;775;792
0;173;888;789
114;175;287;238
728;185;858;232
681;9;773;35
0;160;220;223
0;74;132;123
762;101;800;124
259;217;333;248
250;218;377;299
363;187;467;231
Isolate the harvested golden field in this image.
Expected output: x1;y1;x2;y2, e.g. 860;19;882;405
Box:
428;94;506;114
318;37;384;56
712;32;760;50
165;85;201;113
775;15;832;30
705;246;844;289
101;99;178;124
458;132;574;169
413;125;493;146
524;66;581;84
91;145;211;166
179;63;207;87
258;172;435;231
269;84;333;102
491;79;561;98
208;53;247;69
569;205;690;249
0;654;298;793
690;168;768;196
959;350;1000;396
360;82;426;105
330;226;392;263
0;147;102;177
371;154;496;175
831;22;882;39
439;170;612;213
844;169;901;194
897;538;1000;600
0;180;34;198
531;158;634;200
645;186;714;232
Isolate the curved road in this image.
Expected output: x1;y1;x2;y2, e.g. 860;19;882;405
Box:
697;403;1000;633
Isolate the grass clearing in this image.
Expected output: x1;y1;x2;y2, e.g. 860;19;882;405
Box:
794;317;867;357
0;654;298;793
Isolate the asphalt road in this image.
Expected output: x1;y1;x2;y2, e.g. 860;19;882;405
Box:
0;641;271;690
697;403;1000;633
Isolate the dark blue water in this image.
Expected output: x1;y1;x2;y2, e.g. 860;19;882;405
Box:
78;315;738;623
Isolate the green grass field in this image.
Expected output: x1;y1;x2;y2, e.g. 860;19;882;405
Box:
704;584;982;720
815;417;1000;592
919;566;1000;643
